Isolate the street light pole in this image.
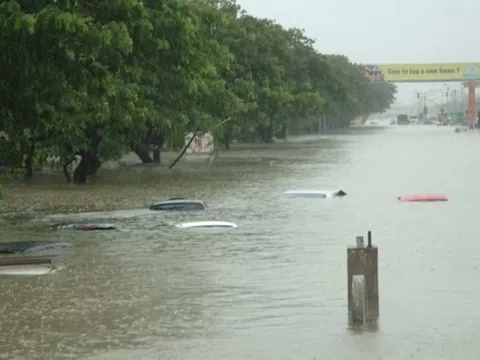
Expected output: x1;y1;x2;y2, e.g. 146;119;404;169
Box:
453;89;457;122
446;87;449;122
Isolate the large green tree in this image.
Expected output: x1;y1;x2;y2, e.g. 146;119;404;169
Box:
0;0;396;183
0;0;132;181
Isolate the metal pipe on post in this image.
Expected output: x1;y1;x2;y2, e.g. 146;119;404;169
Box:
347;230;378;329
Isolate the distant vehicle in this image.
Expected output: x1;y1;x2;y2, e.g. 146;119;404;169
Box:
175;221;237;229
284;189;347;198
149;198;206;211
397;114;409;125
455;126;468;133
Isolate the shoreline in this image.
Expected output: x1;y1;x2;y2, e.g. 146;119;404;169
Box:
0;129;386;215
2;133;340;178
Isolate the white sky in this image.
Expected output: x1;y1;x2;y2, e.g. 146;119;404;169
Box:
236;0;478;109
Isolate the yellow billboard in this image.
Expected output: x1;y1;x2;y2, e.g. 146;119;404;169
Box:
361;63;480;82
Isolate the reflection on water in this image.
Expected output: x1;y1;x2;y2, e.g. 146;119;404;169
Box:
1;126;480;359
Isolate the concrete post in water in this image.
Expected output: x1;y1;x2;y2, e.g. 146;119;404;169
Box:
347;230;378;328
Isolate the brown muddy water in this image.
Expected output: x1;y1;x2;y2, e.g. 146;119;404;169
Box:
1;125;480;360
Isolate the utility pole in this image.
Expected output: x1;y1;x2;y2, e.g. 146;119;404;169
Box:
416;91;421;117
446;87;449;121
453;89;457;123
422;92;427;121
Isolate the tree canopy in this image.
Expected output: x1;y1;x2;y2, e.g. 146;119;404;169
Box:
0;0;396;183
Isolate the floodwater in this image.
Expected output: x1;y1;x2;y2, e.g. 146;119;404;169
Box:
1;124;480;359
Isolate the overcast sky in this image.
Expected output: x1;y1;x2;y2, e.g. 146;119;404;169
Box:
236;0;477;109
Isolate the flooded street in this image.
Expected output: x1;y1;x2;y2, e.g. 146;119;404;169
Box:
2;125;480;360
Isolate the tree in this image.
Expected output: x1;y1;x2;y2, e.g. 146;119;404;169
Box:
0;0;397;183
0;0;132;181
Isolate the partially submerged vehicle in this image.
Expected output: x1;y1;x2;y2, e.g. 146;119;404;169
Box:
150;198;206;211
56;223;117;230
454;126;468;133
0;240;72;255
0;241;71;276
175;221;237;229
397;194;447;202
284;189;347;198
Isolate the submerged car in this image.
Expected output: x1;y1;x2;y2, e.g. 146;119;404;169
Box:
149;198;206;211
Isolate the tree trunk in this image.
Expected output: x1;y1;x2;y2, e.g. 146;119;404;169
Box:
264;124;274;143
278;122;287;139
134;149;153;163
72;124;104;184
24;142;35;178
73;154;88;184
87;154;101;176
223;123;232;150
257;124;274;143
73;151;101;184
153;148;161;162
63;157;76;184
152;135;164;163
313;118;320;133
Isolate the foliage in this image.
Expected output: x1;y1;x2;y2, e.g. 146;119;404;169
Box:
0;0;396;183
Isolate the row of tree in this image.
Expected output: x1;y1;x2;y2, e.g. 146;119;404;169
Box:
0;0;396;183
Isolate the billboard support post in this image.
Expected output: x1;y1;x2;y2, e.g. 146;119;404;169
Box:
464;82;476;128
